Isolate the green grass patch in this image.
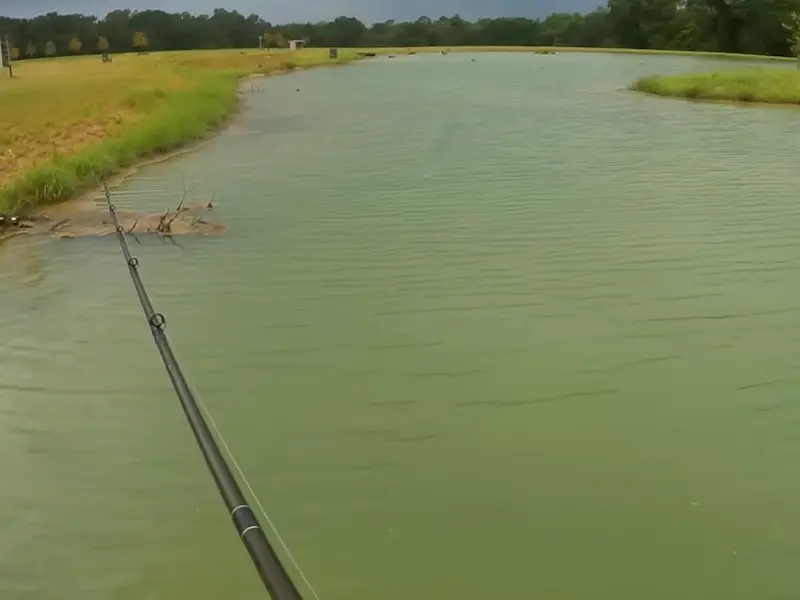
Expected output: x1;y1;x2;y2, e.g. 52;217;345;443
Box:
632;67;800;105
0;70;237;212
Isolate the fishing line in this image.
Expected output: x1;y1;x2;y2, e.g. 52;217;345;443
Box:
100;179;303;600
187;380;323;600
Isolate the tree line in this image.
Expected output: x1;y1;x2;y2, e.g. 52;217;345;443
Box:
1;1;800;60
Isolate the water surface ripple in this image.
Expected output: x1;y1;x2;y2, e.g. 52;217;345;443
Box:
2;52;800;600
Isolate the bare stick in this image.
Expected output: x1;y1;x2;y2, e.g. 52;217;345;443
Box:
176;177;197;213
161;178;199;231
164;210;182;230
156;209;170;232
50;218;70;232
127;220;142;244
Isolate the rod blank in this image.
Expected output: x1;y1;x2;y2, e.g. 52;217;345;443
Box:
102;182;302;600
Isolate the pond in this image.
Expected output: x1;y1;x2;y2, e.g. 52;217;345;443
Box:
2;51;800;600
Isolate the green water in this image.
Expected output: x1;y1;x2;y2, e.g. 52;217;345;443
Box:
3;52;800;599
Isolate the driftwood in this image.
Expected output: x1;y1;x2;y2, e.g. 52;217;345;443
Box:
47;201;224;239
2;181;224;241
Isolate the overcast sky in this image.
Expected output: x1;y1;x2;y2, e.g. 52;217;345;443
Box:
0;0;602;23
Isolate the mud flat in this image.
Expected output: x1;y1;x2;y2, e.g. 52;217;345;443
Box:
0;200;223;244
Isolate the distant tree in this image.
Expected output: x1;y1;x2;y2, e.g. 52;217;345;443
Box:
2;4;800;60
97;36;110;52
132;31;149;51
25;40;36;57
10;47;20;60
784;11;800;70
68;37;83;53
264;31;288;48
325;16;367;46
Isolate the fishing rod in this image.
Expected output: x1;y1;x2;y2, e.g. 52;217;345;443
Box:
101;181;302;600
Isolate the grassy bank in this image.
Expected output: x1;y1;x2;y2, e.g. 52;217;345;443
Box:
632;67;800;105
0;48;356;213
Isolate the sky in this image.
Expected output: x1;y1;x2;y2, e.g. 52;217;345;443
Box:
0;0;603;23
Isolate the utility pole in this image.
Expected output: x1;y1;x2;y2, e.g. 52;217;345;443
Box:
0;36;12;77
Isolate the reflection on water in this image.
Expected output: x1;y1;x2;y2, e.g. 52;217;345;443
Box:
0;237;48;289
2;52;800;600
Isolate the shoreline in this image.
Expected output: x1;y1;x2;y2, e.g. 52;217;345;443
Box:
33;137;216;221
3;46;795;218
630;87;800;111
24;60;363;222
0;51;363;217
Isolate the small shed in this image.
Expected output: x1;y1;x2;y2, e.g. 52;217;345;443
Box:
288;39;306;51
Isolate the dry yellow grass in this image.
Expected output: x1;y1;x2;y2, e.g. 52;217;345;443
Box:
1;57;177;185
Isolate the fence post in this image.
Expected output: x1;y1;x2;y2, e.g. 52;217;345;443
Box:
0;36;13;77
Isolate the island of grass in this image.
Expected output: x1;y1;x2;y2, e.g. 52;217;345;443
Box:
632;67;800;105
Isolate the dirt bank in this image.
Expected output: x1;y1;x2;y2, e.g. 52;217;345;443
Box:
1;197;223;245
